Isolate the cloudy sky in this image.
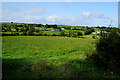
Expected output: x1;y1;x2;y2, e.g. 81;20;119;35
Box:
2;2;118;27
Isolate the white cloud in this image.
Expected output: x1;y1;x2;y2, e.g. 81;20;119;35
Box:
2;5;47;23
80;11;111;20
81;12;91;18
94;11;111;19
46;15;59;23
21;6;47;16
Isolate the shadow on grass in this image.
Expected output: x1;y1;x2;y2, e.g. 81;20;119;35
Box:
2;58;29;78
2;57;119;79
2;58;55;79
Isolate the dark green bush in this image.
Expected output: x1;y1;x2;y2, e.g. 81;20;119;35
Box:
43;33;47;36
84;29;92;35
27;31;34;36
92;35;95;39
23;32;27;36
90;29;120;70
72;33;77;38
77;31;82;36
90;28;95;32
52;34;57;36
60;31;66;36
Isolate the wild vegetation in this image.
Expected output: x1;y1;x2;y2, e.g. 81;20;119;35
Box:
88;29;120;72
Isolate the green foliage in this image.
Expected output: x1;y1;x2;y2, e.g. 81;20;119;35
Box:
14;26;19;32
6;27;11;32
20;27;25;32
60;31;66;36
91;28;95;32
27;30;34;36
52;34;57;36
36;29;40;33
77;31;82;36
23;32;27;36
84;29;92;35
29;27;35;32
92;35;95;39
2;27;6;32
90;29;120;70
25;27;29;32
67;31;82;38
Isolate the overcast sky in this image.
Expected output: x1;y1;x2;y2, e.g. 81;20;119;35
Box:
2;2;118;27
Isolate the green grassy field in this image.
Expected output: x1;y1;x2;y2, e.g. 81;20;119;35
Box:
42;31;61;35
64;30;85;35
3;36;117;79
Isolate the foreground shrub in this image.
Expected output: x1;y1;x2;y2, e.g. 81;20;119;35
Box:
90;29;120;70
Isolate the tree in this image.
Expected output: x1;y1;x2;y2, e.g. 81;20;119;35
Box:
27;30;34;36
21;27;25;32
6;27;11;32
2;27;6;32
36;29;40;33
25;27;29;32
60;31;66;36
96;26;100;28
44;24;48;28
15;26;19;32
77;31;82;36
29;27;35;32
53;24;57;29
90;28;95;32
73;33;77;38
84;29;92;35
37;24;42;27
65;26;71;30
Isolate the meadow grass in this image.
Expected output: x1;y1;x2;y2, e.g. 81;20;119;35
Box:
42;31;61;35
64;30;85;35
2;36;115;79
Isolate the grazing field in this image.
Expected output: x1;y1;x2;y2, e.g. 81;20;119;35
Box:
2;36;114;79
41;31;61;35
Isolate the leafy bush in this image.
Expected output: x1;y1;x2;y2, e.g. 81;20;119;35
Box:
52;34;57;36
77;31;82;36
90;29;120;70
92;35;95;39
27;31;34;36
43;33;47;36
72;33;77;38
84;29;92;35
36;29;40;33
90;28;95;32
23;32;27;36
60;31;66;36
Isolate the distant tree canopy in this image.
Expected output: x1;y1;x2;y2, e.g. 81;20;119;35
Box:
84;29;92;35
2;23;115;37
44;24;58;28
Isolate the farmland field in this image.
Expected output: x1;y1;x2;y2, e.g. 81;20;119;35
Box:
3;36;118;79
2;36;99;78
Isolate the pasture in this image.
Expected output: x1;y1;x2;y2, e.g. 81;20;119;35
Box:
2;36;117;79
